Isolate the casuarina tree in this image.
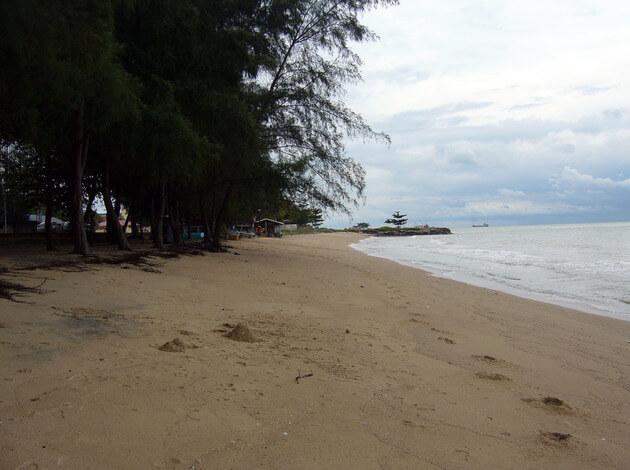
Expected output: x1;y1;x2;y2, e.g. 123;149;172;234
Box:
385;211;407;230
0;0;398;252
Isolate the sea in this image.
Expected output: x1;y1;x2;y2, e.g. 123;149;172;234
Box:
352;222;630;321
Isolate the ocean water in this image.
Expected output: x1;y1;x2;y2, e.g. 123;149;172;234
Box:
352;222;630;321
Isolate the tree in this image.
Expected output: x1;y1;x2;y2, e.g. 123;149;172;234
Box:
309;208;324;228
0;1;398;253
385;211;407;230
0;0;136;254
259;0;397;213
115;0;266;251
354;222;369;230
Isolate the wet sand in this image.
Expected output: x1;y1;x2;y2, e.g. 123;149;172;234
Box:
1;233;629;469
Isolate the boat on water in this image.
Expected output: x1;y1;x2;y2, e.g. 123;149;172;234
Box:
472;223;489;228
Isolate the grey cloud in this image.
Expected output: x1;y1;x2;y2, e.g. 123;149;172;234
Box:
376;102;493;133
509;102;546;111
448;153;478;167
383;116;564;143
366;65;430;84
604;109;625;120
343;107;630;227
576;84;615;96
381;107;630;146
553;167;630;190
554;143;575;154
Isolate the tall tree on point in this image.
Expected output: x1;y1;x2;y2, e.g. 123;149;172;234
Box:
385;211;407;230
309;208;324;228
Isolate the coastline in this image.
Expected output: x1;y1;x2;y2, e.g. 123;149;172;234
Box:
1;233;629;469
351;236;630;321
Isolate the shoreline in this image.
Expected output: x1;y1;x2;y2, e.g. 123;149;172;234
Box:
352;224;630;322
1;233;629;469
351;237;629;322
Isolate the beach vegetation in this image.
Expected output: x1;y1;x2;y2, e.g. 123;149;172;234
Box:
385;211;408;229
0;0;397;252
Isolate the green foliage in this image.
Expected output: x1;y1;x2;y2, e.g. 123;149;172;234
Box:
0;0;397;249
309;208;324;227
260;0;398;213
0;143;42;219
385;211;408;228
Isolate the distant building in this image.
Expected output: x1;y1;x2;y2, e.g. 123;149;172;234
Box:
255;218;284;237
26;214;68;233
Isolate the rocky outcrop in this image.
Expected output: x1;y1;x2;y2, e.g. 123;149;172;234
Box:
362;227;451;237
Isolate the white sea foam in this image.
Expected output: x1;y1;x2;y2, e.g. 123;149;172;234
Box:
352;222;630;321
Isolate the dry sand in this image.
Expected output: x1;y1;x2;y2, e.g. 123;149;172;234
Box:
1;233;629;469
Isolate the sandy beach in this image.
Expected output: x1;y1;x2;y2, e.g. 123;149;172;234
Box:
1;233;629;469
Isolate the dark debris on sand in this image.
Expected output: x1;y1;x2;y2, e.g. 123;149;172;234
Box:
0;277;46;302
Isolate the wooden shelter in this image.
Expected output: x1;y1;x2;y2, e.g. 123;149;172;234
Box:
255;218;284;237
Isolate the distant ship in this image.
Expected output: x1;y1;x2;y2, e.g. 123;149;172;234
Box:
472;223;489;228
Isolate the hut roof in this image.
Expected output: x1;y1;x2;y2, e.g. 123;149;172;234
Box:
256;218;284;225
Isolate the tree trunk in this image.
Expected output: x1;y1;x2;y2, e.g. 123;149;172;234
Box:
170;202;182;246
209;183;233;252
154;180;166;249
84;189;98;244
199;196;212;250
72;102;89;255
44;154;54;251
150;196;156;242
103;158;130;250
114;188;121;218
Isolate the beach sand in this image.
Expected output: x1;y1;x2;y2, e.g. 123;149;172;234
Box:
1;233;629;469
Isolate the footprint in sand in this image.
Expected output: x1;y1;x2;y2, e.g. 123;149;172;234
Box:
540;431;572;446
472;354;498;363
523;397;573;413
402;419;425;429
431;327;452;334
438;336;455;344
475;372;511;381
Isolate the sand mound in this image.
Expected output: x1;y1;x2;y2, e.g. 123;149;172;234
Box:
158;338;186;352
225;323;257;343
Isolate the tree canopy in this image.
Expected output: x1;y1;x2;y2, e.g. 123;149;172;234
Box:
385;211;408;228
0;0;396;252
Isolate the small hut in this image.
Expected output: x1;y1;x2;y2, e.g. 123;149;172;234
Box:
255;218;284;237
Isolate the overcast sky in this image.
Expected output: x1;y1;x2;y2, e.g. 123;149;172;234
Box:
328;0;630;227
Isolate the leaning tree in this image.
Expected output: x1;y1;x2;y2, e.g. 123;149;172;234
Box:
259;0;398;214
